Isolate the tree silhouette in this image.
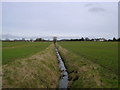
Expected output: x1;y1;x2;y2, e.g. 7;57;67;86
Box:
53;37;57;45
113;37;116;41
81;37;84;41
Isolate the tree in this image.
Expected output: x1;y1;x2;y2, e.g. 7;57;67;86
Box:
81;37;84;41
118;38;120;41
35;38;43;42
91;39;94;41
113;37;116;41
30;38;33;42
53;37;57;45
108;39;112;41
85;37;90;41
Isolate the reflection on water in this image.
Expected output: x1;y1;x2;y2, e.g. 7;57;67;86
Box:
55;48;68;89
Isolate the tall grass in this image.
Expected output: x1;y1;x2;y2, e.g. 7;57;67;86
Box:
3;44;60;88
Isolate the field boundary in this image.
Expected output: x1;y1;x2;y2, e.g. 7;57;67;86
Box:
2;44;60;88
57;45;118;88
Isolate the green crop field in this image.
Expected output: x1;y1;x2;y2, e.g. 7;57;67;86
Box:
2;41;119;88
58;41;118;88
2;42;51;65
58;41;118;73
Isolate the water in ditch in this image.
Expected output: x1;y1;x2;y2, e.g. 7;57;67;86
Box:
55;48;68;89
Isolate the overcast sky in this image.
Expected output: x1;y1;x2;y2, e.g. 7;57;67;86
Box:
2;2;118;39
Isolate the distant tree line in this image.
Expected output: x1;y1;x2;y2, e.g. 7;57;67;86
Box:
1;37;120;42
2;38;50;42
60;37;120;42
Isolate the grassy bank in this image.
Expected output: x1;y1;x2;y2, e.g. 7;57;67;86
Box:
57;42;118;88
3;44;60;88
2;42;51;65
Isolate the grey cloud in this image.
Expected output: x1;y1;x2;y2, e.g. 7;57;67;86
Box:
84;3;94;7
88;7;106;12
85;3;106;13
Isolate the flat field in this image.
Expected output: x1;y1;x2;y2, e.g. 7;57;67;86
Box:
2;41;119;88
2;42;51;65
58;41;118;73
58;41;118;88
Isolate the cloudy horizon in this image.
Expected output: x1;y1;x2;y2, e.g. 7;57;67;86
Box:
1;2;118;40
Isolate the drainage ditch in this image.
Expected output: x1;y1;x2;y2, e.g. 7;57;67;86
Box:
55;47;68;88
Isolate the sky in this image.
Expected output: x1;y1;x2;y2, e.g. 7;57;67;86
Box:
1;2;118;40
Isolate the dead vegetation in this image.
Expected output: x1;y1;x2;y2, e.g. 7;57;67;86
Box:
2;44;60;88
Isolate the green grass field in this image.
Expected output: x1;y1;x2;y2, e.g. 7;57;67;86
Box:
2;41;119;88
58;41;118;88
2;42;51;65
58;41;118;73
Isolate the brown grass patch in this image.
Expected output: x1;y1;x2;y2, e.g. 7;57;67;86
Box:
2;44;60;88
